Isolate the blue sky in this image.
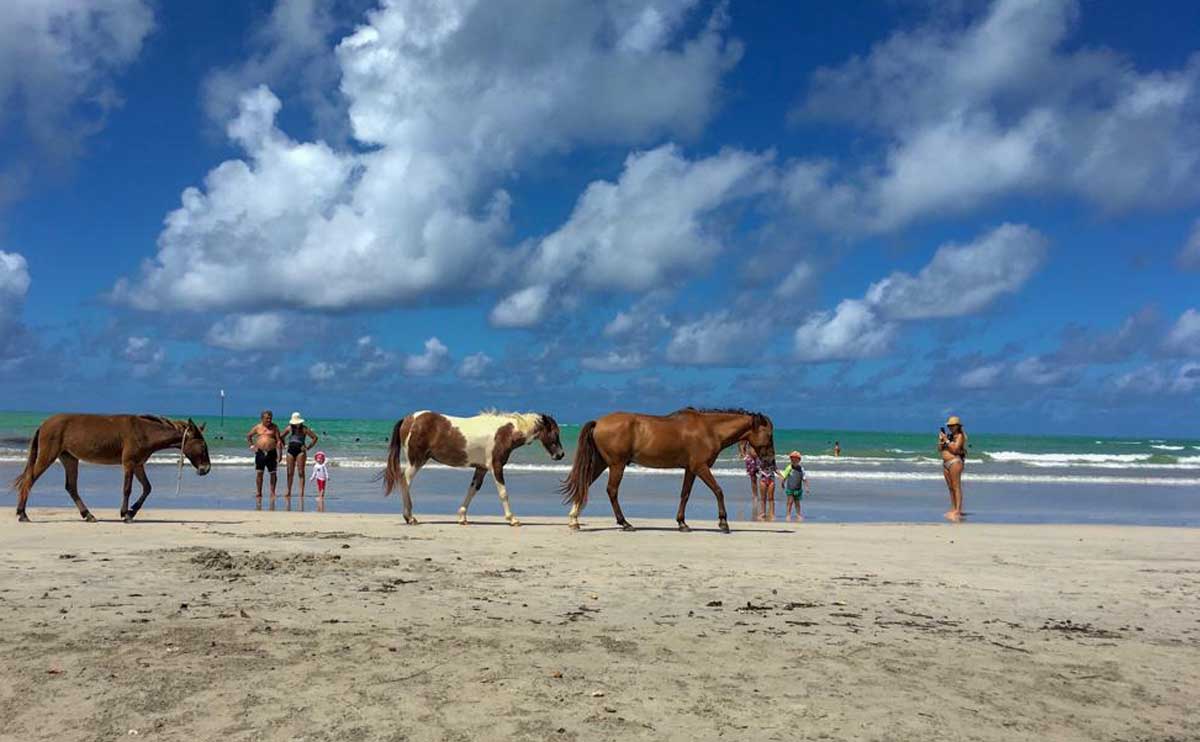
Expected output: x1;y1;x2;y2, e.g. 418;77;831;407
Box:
1;0;1199;435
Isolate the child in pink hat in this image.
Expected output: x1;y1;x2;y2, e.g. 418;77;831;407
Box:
310;451;330;496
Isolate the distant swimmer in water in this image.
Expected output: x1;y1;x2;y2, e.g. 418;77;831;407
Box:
833;441;841;457
938;415;968;522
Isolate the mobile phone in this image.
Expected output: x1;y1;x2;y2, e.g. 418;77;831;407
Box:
940;426;947;435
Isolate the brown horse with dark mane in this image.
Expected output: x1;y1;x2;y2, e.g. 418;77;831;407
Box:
560;407;776;533
11;414;211;523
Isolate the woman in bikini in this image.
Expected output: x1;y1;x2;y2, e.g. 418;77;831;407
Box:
281;412;319;498
739;440;761;520
938;415;967;522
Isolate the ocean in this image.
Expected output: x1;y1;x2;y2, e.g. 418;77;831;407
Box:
2;412;1198;525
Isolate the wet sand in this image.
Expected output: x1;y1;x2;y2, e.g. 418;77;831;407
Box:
0;509;1196;741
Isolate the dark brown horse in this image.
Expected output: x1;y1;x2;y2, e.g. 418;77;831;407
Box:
11;414;212;522
560;407;776;533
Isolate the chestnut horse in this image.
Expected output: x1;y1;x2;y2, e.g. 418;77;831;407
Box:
383;410;565;526
560;407;776;533
11;414;211;522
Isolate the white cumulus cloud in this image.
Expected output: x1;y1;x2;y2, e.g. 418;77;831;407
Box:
666;313;752;366
205;312;289;351
503;145;773;319
489;285;551;328
1164;309;1200;357
114;0;739;314
793;300;897;362
580;350;647;373
122;336;165;378
0;0;153;187
0;250;31;329
457;352;492;379
865;223;1048;320
787;0;1200;232
309;361;336;382
788;223;1045;362
403;337;449;376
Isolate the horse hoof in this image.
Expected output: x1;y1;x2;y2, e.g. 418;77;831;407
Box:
123;514;134;524
17;513;29;523
83;512;97;523
677;522;691;532
508;519;522;527
718;521;730;533
619;522;635;532
458;519;468;526
404;517;419;526
568;522;580;531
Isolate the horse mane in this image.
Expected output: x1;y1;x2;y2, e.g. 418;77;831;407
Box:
674;407;771;426
139;414;182;430
139;415;195;435
477;409;548;435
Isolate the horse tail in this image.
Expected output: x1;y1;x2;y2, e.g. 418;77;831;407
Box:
382;415;412;496
10;426;40;499
560;420;601;508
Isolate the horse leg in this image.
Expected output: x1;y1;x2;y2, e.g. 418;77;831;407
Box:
606;462;633;531
695;465;730;533
399;461;421;525
119;463;134;520
493;463;520;527
16;443;58;522
457;467;487;525
60;454;96;522
676;471;697;532
127;465;153;521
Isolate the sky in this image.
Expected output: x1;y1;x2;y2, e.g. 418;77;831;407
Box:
0;0;1199;436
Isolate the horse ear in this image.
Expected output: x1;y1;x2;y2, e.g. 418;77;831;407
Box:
199;422;206;432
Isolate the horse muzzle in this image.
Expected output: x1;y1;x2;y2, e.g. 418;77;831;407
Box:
554;451;565;460
197;464;212;476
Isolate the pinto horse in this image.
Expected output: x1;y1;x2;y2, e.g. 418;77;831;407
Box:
383;410;565;526
11;414;211;522
560;407;776;533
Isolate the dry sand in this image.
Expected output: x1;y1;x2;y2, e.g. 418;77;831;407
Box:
0;508;1196;742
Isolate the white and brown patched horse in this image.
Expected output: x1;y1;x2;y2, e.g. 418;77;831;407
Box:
382;410;565;526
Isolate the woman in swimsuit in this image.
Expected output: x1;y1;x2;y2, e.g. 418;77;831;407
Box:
739;440;761;520
939;415;967;522
281;412;319;498
758;455;778;522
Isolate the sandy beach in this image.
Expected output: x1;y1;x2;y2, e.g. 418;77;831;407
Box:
0;510;1196;741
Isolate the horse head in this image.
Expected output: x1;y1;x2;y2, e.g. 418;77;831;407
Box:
746;413;776;463
535;414;566;460
182;418;212;475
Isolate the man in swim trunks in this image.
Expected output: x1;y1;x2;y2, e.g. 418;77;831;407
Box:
247;410;284;503
938;415;968;522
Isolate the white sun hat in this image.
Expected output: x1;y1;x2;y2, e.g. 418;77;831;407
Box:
289;412;305;425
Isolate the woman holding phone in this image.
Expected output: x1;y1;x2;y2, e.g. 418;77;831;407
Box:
938;415;967;522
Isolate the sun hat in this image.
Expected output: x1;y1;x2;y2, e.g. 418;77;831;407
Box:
289;412;305;425
946;415;961;426
788;450;802;459
314;451;326;461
